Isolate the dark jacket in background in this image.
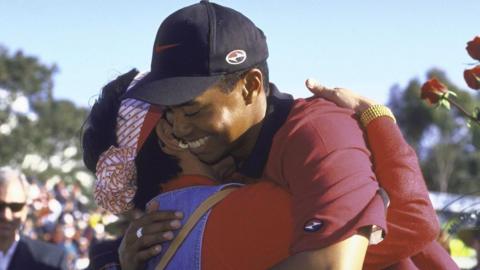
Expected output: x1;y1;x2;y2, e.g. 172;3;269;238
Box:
7;237;67;270
87;237;122;270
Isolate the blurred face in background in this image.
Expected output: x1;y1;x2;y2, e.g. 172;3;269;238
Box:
0;178;28;243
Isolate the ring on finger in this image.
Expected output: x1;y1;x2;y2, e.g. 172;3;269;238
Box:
136;227;143;239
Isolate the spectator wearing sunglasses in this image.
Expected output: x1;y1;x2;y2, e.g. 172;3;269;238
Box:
0;167;67;270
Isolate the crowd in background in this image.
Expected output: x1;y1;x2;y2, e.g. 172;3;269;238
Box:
21;178;118;270
16;176;480;270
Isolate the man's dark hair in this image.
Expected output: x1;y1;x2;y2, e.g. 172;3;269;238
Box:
217;61;269;95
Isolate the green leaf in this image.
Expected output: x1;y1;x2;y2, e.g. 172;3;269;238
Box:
439;99;451;110
474;107;480;119
448;90;457;97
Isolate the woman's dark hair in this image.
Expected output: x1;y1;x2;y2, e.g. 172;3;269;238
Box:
81;69;180;210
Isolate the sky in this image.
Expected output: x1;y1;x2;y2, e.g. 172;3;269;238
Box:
1;0;479;108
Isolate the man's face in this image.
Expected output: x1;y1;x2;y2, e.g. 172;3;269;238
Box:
162;82;255;164
0;180;28;240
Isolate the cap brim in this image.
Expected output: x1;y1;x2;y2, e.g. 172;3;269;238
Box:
122;73;222;106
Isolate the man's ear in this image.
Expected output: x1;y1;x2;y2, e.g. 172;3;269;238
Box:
242;68;263;105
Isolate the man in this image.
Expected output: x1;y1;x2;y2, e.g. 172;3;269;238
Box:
0;167;67;270
119;1;403;269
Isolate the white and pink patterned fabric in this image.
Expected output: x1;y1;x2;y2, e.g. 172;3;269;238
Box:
94;72;163;214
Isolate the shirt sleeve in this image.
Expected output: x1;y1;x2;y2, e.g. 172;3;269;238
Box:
279;99;387;254
410;241;459;270
365;117;439;269
363;117;440;269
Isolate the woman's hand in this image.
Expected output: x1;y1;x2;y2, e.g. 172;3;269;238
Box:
118;202;183;270
305;78;378;114
156;117;237;181
155;119;217;179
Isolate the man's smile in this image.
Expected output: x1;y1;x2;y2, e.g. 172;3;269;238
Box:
178;136;210;150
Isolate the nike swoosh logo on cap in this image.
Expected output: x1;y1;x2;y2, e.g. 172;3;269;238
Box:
155;43;180;53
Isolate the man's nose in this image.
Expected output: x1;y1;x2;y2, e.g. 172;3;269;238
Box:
172;111;193;139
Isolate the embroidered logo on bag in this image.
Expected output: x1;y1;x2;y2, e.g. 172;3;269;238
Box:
226;50;247;65
304;219;324;232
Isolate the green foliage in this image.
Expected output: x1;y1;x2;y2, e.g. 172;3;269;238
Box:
0;46;91;189
388;68;480;194
0;46;57;99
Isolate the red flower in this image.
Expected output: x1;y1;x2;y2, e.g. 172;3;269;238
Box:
421;78;448;104
466;36;480;61
464;65;480;90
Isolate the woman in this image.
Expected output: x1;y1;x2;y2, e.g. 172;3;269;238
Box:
82;69;456;270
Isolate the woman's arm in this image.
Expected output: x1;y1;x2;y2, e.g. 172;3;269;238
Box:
306;79;440;268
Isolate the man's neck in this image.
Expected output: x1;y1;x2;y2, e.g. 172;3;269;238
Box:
231;96;267;164
231;120;264;164
0;233;17;253
235;88;268;161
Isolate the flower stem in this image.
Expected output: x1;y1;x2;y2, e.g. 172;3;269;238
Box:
445;96;480;124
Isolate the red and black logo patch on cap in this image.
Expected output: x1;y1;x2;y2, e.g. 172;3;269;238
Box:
226;50;247;65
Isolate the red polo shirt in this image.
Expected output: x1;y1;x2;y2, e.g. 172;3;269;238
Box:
161;176;293;270
163;95;387;269
160;113;449;270
263;97;387;254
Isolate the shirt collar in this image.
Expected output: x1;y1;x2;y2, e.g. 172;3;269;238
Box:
7;234;19;256
236;83;294;178
0;233;19;266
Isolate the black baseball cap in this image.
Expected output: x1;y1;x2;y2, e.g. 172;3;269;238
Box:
123;0;269;106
